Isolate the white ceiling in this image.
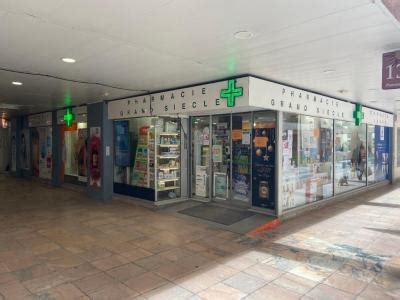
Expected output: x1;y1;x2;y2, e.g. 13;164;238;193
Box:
0;0;400;117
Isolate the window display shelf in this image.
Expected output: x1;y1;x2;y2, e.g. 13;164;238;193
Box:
159;178;179;182
160;132;179;136
158;167;179;171
158;155;179;159
158;186;180;191
159;144;179;147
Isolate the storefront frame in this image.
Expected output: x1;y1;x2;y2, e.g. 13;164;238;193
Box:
107;76;394;217
189;111;277;213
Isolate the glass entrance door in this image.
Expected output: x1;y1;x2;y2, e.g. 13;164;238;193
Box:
191;117;211;199
212;115;231;201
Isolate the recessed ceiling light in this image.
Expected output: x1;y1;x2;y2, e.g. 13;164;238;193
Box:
61;57;76;63
338;89;348;94
369;100;377;103
234;30;254;40
12;81;22;86
323;69;335;74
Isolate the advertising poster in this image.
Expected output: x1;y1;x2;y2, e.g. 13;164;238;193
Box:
252;123;276;209
31;128;40;177
11;131;16;172
115;120;130;167
214;172;227;198
195;166;207;197
77;128;88;182
212;144;223;163
374;126;390;181
20;129;30;170
38;127;52;180
89;127;101;187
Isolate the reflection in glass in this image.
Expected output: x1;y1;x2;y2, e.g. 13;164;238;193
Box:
334;121;367;194
282;113;333;210
191;116;210;199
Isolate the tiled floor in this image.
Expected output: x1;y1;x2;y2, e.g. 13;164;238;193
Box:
0;176;399;299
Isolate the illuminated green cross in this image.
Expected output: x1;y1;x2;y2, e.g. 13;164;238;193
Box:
353;103;364;126
64;107;75;127
220;79;243;107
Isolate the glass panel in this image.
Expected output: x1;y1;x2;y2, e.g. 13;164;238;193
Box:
367;125;391;184
252;111;276;209
212;115;231;200
232;113;251;203
282;113;333;211
334;121;367;194
191;116;210;199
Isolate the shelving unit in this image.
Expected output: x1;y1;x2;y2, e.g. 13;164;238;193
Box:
154;118;181;201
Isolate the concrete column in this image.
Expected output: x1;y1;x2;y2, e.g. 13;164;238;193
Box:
87;102;113;201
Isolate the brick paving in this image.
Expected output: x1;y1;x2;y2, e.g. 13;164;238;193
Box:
0;175;399;299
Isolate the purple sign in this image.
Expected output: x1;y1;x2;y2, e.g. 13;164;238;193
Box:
382;50;400;90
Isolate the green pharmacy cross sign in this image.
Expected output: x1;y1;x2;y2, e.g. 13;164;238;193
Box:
220;79;243;107
353;103;364;126
64;107;75;127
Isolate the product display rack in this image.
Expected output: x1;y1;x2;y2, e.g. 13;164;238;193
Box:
154;118;181;201
131;128;151;187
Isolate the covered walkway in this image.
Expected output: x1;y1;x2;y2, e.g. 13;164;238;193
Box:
0;176;399;299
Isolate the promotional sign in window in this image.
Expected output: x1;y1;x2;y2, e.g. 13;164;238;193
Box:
374;126;390;181
89;127;101;187
31;127;52;179
252;123;276;209
114;120;130;167
20;129;30;170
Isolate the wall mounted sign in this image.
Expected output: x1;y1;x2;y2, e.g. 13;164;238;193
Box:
28;112;52;127
220;79;243;107
353;103;364;126
108;96;151;119
57;106;87;125
382;50;400;90
64;107;75;127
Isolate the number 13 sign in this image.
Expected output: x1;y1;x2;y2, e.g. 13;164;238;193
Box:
382;50;400;90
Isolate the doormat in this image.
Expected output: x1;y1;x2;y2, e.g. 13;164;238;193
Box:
179;204;255;226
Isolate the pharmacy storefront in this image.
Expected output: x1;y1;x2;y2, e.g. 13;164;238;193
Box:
108;76;394;216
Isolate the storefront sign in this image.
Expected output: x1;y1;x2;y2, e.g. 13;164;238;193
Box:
382;50;400;90
362;107;394;127
151;78;249;115
249;77;355;122
108;96;151;119
64;107;75;127
28;112;52;127
107;76;393;128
